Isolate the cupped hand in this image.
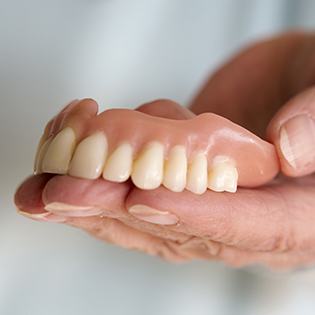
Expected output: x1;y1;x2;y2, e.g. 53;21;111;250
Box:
15;31;315;270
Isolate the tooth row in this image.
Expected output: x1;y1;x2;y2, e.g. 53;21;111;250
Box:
35;128;238;194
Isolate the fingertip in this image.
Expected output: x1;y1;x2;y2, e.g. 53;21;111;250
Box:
272;114;315;177
267;87;315;177
135;99;195;119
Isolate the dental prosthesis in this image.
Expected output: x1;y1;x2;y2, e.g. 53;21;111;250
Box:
33;99;279;195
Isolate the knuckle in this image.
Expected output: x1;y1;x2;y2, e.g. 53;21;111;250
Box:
262;229;296;253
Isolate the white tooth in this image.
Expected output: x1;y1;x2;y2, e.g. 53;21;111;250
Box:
163;145;187;192
69;132;108;179
103;143;133;182
131;142;164;189
186;152;208;195
208;156;238;193
41;127;76;174
34;137;52;174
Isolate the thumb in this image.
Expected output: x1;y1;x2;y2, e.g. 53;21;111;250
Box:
267;86;315;177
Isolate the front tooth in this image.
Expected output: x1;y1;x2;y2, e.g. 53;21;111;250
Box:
103;143;133;182
69;132;108;179
131;142;164;189
41;127;76;174
34;137;52;174
163;145;187;192
208;157;238;193
186;153;208;195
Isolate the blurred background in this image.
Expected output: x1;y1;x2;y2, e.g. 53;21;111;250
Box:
2;0;315;314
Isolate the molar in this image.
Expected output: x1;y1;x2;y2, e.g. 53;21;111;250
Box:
208;156;238;193
131;141;164;189
103;143;133;182
163;145;187;192
186;152;208;195
69;132;108;179
41;127;76;174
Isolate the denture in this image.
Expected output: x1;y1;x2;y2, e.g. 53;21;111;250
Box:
33;99;279;194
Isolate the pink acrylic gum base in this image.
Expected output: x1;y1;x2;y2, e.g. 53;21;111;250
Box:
61;107;280;188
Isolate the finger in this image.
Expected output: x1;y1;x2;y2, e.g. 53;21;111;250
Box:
66;216;189;262
14;174;67;222
190;32;315;136
126;175;315;253
135;99;195;119
15;173;315;266
267;86;315;177
14;175;189;261
42;175;130;218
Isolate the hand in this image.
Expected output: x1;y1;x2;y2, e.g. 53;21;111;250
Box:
15;31;315;270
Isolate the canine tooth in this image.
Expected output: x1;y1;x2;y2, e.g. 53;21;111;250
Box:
208;156;238;193
41;127;76;174
186;153;208;195
163;145;187;192
69;132;108;179
103;143;133;182
131;142;164;189
34;137;52;174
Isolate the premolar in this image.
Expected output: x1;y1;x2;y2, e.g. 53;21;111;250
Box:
69;132;108;179
208;156;238;193
131;142;164;189
103;143;133;182
41;127;76;174
163;145;187;192
186;152;208;195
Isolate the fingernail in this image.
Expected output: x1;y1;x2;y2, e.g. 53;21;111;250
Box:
17;209;66;223
44;202;103;217
128;204;178;225
279;114;315;169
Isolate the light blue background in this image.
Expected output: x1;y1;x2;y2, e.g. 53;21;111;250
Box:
1;1;315;314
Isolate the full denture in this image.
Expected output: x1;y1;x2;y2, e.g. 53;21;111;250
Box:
34;99;280;194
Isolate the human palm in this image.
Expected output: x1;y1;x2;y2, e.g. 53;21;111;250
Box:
15;32;315;269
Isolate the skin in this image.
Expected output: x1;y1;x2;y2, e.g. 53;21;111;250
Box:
15;31;315;270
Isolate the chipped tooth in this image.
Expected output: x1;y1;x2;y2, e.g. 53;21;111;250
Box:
103;143;133;182
186;152;208;195
163;145;187;192
34;137;52;174
131;141;164;189
69;132;108;179
41;127;76;174
208;156;238;193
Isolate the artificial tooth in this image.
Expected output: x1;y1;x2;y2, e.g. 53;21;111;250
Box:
69;132;108;179
33;137;52;174
131;142;164;189
41;127;76;174
186;152;208;195
208;157;238;193
103;143;133;182
163;145;187;192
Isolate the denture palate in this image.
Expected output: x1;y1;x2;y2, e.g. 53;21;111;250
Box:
34;108;279;194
